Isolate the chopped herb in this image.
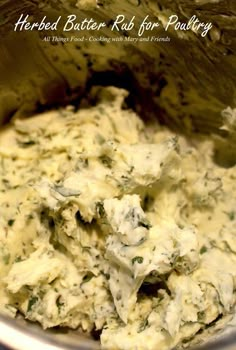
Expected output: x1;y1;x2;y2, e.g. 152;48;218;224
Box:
95;201;105;218
138;220;151;229
128;166;134;174
2;179;9;184
137;318;149;333
178;223;184;229
81;272;95;284
3;254;10;265
18;140;36;148
56;296;64;312
95;134;105;145
27;296;38;312
121;175;129;181
14;256;23;263
200;246;208;254
7;219;15;227
198;311;205;321
132;256;143;265
125;208;136;222
125;208;149;230
226;211;235;221
99;155;113;168
76;157;89;170
104;273;110;280
137;237;146;245
81;246;91;253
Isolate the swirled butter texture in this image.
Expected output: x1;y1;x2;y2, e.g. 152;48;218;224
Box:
0;87;236;350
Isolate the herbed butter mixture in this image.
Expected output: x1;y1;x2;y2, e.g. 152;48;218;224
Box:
0;87;236;350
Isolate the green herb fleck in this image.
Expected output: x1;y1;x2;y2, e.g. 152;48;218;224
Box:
226;211;235;221
137;318;149;333
77;157;89;170
56;296;64;312
200;246;208;254
99;155;113;168
96;201;105;218
125;208;136;221
81;246;91;253
3;254;10;265
81;272;95;284
104;273;110;280
7;219;15;227
14;256;23;263
132;256;143;265
27;296;38;312
198;311;205;321
128;166;134;174
95;134;105;145
18;140;36;148
138;220;151;229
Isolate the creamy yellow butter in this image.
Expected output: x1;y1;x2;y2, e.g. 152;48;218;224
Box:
0;87;235;350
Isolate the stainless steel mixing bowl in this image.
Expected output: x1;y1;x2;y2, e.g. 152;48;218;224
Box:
0;1;236;349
